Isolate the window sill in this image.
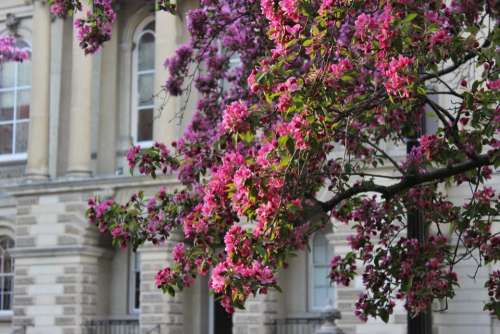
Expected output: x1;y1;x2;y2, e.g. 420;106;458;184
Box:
0;153;27;163
135;141;154;148
0;311;13;322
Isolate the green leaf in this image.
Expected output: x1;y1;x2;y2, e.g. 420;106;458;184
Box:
278;135;289;147
340;75;354;82
403;13;418;24
240;131;254;143
303;39;313;47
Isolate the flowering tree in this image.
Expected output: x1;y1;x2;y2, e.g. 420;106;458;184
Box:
52;0;500;322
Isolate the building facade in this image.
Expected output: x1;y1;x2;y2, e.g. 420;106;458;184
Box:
0;1;498;334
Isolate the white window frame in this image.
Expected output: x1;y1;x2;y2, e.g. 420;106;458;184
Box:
128;250;141;315
0;40;31;162
131;17;155;147
0;236;14;316
308;232;335;312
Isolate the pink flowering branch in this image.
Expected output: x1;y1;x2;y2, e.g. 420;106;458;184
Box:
0;36;29;63
319;152;495;212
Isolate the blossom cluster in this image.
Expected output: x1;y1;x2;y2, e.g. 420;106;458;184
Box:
82;0;500;321
50;0;116;54
0;36;29;63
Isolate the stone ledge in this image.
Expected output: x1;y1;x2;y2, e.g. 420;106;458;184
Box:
10;246;113;259
3;175;179;197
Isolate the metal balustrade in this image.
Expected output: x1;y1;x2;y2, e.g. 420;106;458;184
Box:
83;319;140;334
275;316;322;334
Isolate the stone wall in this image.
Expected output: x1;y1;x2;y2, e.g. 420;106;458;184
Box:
9;190;111;334
139;241;184;334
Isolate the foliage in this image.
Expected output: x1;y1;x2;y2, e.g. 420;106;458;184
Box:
51;0;500;322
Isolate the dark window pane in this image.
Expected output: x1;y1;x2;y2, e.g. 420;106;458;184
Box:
214;299;233;334
138;33;155;71
0;92;14;122
135;272;141;309
17;90;30;119
15;121;29;153
3;292;10;311
137;108;153;142
0;124;13;154
144;21;155;32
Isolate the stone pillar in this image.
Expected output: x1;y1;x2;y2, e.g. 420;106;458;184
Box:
66;4;93;177
138;241;184;334
10;190;110;334
232;292;279;334
25;0;51;180
96;21;118;175
154;5;180;147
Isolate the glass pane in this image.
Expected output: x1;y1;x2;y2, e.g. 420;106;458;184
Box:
313;234;328;264
314;267;330;286
135;272;141;309
3;276;12;310
138;33;155;71
15;121;29;153
137;108;153;142
134;253;141;270
138;73;154;106
0;238;13;249
0;124;13;154
313;287;328;308
3;293;11;311
17;59;31;87
0;62;16;88
17;90;30;119
0;92;14;122
3;256;12;274
144;21;155;32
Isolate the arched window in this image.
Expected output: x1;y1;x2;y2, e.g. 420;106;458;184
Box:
309;233;334;311
132;19;155;145
0;236;14;311
0;40;31;161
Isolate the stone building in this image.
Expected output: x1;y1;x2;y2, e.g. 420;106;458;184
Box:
0;1;498;334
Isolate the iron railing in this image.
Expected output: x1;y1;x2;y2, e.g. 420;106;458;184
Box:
83;319;140;334
274;316;322;334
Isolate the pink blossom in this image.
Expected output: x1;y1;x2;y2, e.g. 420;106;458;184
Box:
487;79;500;90
172;243;186;263
222;101;249;133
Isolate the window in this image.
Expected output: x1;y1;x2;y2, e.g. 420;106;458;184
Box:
221;53;242;93
132;19;155;145
0;237;14;312
0;40;31;161
129;250;141;313
309;233;334;311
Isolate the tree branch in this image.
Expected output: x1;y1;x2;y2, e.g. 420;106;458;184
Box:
319;152;495;212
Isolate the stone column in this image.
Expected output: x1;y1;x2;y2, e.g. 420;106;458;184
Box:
66;4;93;177
25;0;51;180
138;240;184;334
232;292;279;334
154;6;180;147
96;20;118;175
